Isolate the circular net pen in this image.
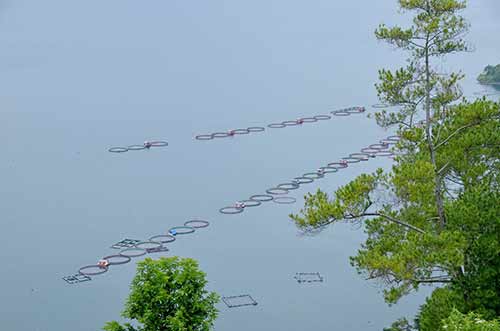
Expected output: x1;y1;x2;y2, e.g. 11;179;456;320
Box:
79;265;108;276
249;194;274;202
277;182;300;190
349;153;372;161
371;103;390;109
127;145;146;151
300;117;318;123
101;255;131;266
195;134;214;141
267;123;286;129
331;109;350;116
219;206;244;214
341;157;361;164
386;135;401;142
168;226;196;236
379;138;397;145
326;162;348;169
134;241;167;254
302;172;324;179
108;147;128;153
371;103;402;109
360;147;380;154
149;234;176;244
119;247;147;258
212;132;231;138
318;166;338;173
373;150;395;157
230;129;250;135
239;200;261;208
184;219;210;228
293;176;314;184
345;106;365;114
369;143;390;150
282;120;301;126
266;187;289;195
247;127;265;133
314;114;332;120
149;141;168;147
273;196;297;204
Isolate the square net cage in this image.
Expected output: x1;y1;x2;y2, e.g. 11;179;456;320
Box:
63;274;92;284
222;295;258;308
146;246;169;254
111;238;141;249
294;272;324;283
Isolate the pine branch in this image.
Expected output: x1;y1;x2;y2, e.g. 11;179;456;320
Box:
346;212;426;234
435;122;479;150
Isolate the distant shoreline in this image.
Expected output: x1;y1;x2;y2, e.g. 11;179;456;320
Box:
477;64;500;86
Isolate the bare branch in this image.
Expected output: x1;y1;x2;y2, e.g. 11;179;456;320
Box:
413;278;452;284
346;212;426;234
437;161;451;175
435;122;478;150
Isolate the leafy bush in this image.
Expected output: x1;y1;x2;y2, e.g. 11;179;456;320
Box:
103;257;219;331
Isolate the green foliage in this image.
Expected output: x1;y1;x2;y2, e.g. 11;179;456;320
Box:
373;0;468;129
293;99;499;306
292;2;500;329
441;309;500;331
103;321;136;331
103;257;220;331
290;171;384;230
447;186;500;319
416;287;465;331
478;65;500;85
384;318;416;331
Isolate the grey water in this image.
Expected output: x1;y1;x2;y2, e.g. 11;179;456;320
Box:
1;1;498;330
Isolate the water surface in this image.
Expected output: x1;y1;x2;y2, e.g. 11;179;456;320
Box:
1;1;499;330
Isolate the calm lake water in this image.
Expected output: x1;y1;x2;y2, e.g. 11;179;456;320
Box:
1;1;499;330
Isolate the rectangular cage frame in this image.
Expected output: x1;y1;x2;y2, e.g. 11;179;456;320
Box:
63;274;92;284
146;246;169;254
111;238;142;249
294;272;324;283
222;294;258;308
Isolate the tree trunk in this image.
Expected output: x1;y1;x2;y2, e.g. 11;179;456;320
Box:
424;35;446;230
